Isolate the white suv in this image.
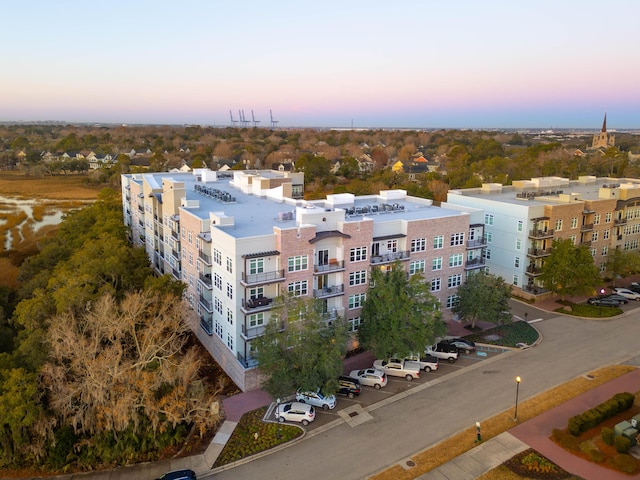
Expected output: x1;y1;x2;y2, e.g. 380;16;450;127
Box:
275;401;316;425
296;388;337;410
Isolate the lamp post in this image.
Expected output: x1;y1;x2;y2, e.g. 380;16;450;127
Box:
514;376;521;421
276;397;282;439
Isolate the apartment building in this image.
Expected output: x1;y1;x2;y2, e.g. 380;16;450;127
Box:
122;169;483;391
447;176;640;296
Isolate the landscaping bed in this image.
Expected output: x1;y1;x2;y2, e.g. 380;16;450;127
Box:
464;321;540;348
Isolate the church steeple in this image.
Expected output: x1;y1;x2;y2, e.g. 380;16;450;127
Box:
601;113;607;133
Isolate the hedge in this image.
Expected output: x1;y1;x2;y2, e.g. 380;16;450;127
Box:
567;392;635;436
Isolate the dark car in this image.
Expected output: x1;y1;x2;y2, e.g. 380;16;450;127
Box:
337;376;362;398
442;338;476;354
156;471;197;480
587;297;620;307
435;342;459;354
601;294;628;305
628;282;640;293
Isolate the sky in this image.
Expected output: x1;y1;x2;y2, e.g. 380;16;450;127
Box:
1;0;639;129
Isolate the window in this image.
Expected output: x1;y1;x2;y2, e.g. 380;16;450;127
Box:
188;231;193;244
214;248;222;265
433;235;444;249
215;320;222;338
226;257;233;273
447;274;462;288
409;260;425;275
571;217;578;229
214;297;222;314
569;235;576;245
590;248;597;257
484;214;494;225
594;213;600;225
449;253;463;267
249;287;264;299
605;212;612;223
602;245;608;256
484;231;493;243
214;273;222;290
517;220;523;232
432;257;443;271
226;282;233;299
349;293;366;309
600;262;607;272
249;312;265;327
348;317;361;332
431;278;441;292
226;308;233;325
226;332;233;350
387;239;398;252
513;275;519;286
555;219;563;231
349;270;367;286
450;232;465;246
188;251;193;266
483;249;491;259
249;258;264;274
592;231;598;242
515;238;522;250
350;247;367;262
514;256;520;268
603;229;610;240
288;255;308;272
411;238;426;252
446;295;459;309
288;280;308;296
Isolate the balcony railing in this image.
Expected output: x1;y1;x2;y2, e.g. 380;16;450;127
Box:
525;266;542;276
242;296;274;312
370;251;410;264
242;269;285;286
199;251;211;265
322;307;346;322
466;239;486;249
172;229;179;239
237;351;259;369
200;314;213;335
464;257;486;269
314;260;345;273
199;295;212;312
241;323;266;341
313;284;344;298
199;272;212;288
527;247;552;257
528;229;554;239
614;218;627;226
580;223;594;232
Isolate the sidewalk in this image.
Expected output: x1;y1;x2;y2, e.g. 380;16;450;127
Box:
413;368;640;480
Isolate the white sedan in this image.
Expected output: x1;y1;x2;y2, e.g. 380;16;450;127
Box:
613;287;640;301
349;368;388;389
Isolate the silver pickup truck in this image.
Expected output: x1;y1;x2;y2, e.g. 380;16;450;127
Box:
373;358;421;381
403;353;439;372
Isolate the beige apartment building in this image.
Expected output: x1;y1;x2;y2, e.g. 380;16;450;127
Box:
122;169;483;391
447;176;640;297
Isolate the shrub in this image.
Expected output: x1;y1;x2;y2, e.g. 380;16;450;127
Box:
601;427;614;446
615;435;632;454
567;391;635;435
588;448;605;463
610;453;638;473
559;433;581;451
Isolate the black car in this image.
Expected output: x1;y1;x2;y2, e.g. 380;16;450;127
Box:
337;376;362;398
587;297;620;307
156;469;197;480
442;338;476;354
628;282;640;294
434;342;459;354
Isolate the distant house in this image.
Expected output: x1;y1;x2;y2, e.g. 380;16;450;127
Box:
357;154;374;173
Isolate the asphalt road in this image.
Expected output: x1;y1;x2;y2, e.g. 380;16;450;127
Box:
207;306;640;480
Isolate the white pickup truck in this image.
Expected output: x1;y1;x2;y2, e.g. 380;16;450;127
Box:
425;343;458;363
373;358;421;381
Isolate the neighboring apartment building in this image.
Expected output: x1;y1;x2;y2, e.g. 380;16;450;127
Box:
447;176;640;296
122;169;483;391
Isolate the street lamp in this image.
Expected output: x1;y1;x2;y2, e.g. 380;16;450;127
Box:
276;397;282;439
514;376;521;421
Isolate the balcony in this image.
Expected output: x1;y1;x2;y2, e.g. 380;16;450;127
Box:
172;249;180;260
464;257;486;270
321;307;346;322
466;239;486;249
237;352;259;369
172;268;181;280
241;296;274;313
580;223;594;232
199;272;212;288
313;284;344;299
528;229;554;239
314;260;345;274
241;323;267;341
199;251;211;265
241;269;285;286
527;247;552;257
138;204;144;213
200;313;213;335
172;229;179;239
370;251;410;264
525;265;543;276
614;218;627;226
199;295;213;312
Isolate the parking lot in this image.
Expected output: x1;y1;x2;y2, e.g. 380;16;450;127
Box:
270;345;509;431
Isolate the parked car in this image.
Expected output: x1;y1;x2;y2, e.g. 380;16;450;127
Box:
628;282;640;293
587;297;621;306
349;368;388;389
613;287;640;301
373;358;421;381
441;338;476;354
604;294;629;304
275;401;315;425
156;470;197;480
425;344;459;363
402;353;439;372
337;376;361;398
296;388;336;410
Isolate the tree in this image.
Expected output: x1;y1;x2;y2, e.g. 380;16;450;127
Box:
453;271;512;329
539;239;600;301
606;247;640;286
253;296;349;399
358;263;444;359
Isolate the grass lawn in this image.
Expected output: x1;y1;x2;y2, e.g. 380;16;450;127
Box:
0;171;101;200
